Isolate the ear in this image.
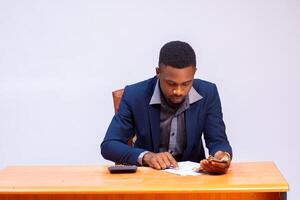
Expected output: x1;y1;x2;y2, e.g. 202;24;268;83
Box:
155;67;160;78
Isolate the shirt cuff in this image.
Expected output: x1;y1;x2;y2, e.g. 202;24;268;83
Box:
137;151;149;166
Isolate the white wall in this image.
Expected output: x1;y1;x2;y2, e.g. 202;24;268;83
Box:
0;0;299;198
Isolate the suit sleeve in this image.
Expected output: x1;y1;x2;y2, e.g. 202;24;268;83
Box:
101;87;146;165
203;84;233;158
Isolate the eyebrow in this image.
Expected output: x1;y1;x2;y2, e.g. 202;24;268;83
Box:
165;79;193;84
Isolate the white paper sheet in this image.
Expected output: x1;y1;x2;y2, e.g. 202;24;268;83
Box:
162;161;201;176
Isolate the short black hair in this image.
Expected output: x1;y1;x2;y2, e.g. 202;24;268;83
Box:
158;41;196;68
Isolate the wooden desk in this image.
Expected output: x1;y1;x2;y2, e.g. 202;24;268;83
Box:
0;162;288;200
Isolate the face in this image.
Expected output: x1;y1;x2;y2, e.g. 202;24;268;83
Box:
156;65;196;106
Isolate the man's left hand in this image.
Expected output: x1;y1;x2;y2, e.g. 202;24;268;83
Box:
198;151;231;174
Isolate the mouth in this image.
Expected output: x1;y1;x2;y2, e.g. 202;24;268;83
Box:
170;96;184;104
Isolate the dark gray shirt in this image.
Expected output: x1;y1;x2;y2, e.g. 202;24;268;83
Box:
149;80;202;161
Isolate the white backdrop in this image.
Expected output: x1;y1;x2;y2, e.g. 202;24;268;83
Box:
0;0;299;198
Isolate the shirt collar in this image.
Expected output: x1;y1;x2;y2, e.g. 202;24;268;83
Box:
149;79;203;105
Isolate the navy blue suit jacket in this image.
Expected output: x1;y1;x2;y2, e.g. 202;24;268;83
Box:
101;77;232;165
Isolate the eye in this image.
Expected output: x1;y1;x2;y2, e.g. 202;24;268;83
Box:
182;81;192;86
167;81;176;86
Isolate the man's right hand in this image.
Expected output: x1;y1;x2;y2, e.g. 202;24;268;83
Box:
142;152;178;170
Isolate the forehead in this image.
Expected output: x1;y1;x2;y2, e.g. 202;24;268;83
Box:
160;65;195;83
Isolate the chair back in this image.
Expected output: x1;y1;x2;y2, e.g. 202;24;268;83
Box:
112;89;135;146
112;89;124;112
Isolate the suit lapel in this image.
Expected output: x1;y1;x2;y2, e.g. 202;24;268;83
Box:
182;105;197;159
148;105;160;153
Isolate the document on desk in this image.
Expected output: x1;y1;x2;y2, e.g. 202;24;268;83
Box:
162;161;201;176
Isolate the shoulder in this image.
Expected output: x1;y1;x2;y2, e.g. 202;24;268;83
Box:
122;76;157;102
192;79;222;107
193;78;218;97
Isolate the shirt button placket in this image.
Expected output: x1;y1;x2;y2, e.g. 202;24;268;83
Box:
168;116;177;155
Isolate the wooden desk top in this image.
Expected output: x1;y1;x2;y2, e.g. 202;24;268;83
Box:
0;162;288;194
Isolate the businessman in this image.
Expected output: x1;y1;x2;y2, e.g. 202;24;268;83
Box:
101;41;232;174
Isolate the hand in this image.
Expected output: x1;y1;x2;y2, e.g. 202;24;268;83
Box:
198;151;231;174
142;152;178;170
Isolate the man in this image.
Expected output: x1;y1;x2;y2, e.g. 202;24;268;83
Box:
101;41;232;174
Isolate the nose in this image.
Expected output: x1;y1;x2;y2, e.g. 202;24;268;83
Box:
173;86;184;96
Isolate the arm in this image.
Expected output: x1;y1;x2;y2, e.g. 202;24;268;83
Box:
201;84;232;173
100;87;145;165
203;84;232;157
101;86;178;169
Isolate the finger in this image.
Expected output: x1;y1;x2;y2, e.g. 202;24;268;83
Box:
149;156;161;170
156;155;167;170
193;167;202;172
201;160;219;172
166;153;178;168
202;158;229;169
203;161;228;174
200;159;209;167
200;160;211;171
202;164;220;173
161;153;171;168
210;162;227;171
193;163;203;172
211;161;230;169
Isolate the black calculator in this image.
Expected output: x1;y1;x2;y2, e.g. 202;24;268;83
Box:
108;165;137;174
